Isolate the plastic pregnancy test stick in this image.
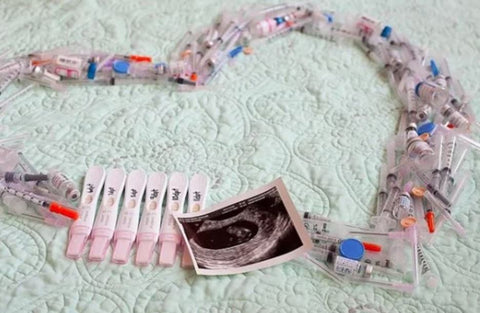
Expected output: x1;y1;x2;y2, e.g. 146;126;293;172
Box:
66;165;106;259
88;168;127;261
181;173;209;268
112;169;147;264
135;172;168;266
158;172;188;266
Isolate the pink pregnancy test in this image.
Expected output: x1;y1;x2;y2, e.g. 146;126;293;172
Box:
88;167;126;261
135;172;168;266
158;172;188;266
66;165;106;259
181;173;209;268
111;169;147;264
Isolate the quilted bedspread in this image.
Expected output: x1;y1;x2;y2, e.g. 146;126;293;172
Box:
1;0;480;312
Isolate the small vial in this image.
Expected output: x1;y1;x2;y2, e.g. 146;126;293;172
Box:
204;28;219;49
440;104;470;129
415;82;449;107
450;98;464;111
389;48;403;71
405;123;433;159
393;191;416;228
434;75;448;89
392;192;412;217
254;18;278;37
369;43;390;65
333;255;373;278
48;170;80;201
416;104;432;122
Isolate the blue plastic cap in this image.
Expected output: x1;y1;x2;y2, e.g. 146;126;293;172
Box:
417;122;436;135
415;82;423;96
380;26;392;39
430;59;440;77
274;17;285;25
326;14;333;23
339;238;365;261
113;60;130;74
229;46;243;58
87;62;97;80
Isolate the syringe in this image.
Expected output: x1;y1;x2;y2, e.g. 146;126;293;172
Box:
308;242;397;277
303;253;345;284
303;214;390;267
435;124;480;153
376;165;388;216
439;135;456;194
400;75;418;123
405;123;434;160
422;188;465;236
371;141;399;231
350;224;420;286
440;104;471;130
409;163;464;236
47;170;80;201
391;186;416;229
0;180;78;220
376;194;421;286
0;68;20;94
371;174;399;232
424;134;444;233
428;172;469;242
1;171;48;184
348;275;415;293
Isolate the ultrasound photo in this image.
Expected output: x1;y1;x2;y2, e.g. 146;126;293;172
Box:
174;178;313;275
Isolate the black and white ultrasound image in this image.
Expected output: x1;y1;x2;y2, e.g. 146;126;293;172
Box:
178;186;303;269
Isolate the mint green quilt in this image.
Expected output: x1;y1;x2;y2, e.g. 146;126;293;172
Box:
1;0;480;312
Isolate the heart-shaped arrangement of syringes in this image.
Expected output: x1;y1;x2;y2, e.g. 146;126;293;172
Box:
0;3;479;293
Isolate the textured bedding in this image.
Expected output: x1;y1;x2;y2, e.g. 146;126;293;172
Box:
1;0;480;312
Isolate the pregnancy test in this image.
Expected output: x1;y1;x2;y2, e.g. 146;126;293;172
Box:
88;167;126;261
66;165;106;259
158;172;188;266
112;169;147;264
181;173;209;268
135;172;168;266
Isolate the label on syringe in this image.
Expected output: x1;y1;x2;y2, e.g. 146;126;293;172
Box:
303;218;330;233
311;233;342;245
56;55;82;69
304;218;342;244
